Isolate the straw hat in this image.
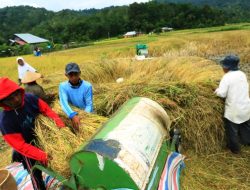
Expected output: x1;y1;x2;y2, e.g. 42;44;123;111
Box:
21;71;41;83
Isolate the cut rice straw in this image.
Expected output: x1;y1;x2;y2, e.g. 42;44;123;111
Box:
35;102;108;178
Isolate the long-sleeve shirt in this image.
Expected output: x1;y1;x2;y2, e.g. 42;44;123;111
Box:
0;94;65;164
59;80;93;119
215;70;250;124
18;63;36;80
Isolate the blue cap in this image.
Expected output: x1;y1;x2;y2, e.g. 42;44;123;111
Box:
65;62;80;74
220;55;239;71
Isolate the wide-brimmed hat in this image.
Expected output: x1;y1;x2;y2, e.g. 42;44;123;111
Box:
21;71;41;83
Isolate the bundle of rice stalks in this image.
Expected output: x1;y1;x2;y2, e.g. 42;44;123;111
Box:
94;80;224;154
44;56;224;154
35;104;108;178
51;101;108;136
92;57;225;154
35;116;79;177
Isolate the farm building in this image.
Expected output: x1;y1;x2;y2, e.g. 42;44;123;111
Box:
161;27;173;32
123;31;137;38
9;33;49;46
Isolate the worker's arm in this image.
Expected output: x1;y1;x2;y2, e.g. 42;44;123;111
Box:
84;85;93;113
59;83;77;119
38;98;65;128
3;133;47;164
214;76;229;98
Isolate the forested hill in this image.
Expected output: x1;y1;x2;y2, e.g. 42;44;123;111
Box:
0;1;250;45
155;0;250;9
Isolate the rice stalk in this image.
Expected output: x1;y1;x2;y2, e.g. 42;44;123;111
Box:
35;105;108;178
181;148;250;190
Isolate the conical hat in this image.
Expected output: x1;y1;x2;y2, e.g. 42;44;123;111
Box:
21;71;41;83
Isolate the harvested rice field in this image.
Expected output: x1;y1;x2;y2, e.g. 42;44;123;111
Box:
0;23;250;189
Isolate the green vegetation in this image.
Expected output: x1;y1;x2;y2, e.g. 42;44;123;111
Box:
156;0;250;8
1;1;248;46
156;0;250;22
1;1;250;57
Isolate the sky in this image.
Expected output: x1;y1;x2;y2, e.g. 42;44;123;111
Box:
0;0;149;11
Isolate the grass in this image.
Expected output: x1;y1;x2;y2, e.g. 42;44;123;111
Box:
1;23;250;189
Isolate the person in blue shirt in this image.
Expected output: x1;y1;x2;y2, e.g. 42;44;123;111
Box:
59;62;93;129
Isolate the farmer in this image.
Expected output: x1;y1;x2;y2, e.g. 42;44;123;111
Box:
34;47;42;56
0;77;66;190
21;71;55;105
16;57;37;85
59;62;93;129
215;55;250;154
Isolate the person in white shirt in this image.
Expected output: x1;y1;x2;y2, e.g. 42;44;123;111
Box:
215;55;250;154
16;57;37;85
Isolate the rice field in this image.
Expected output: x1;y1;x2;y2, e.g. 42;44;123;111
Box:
0;23;250;189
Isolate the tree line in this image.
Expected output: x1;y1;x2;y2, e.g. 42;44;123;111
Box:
156;0;250;9
0;1;250;45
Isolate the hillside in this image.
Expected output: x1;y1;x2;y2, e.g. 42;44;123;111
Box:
1;1;250;45
155;0;250;8
0;6;100;43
